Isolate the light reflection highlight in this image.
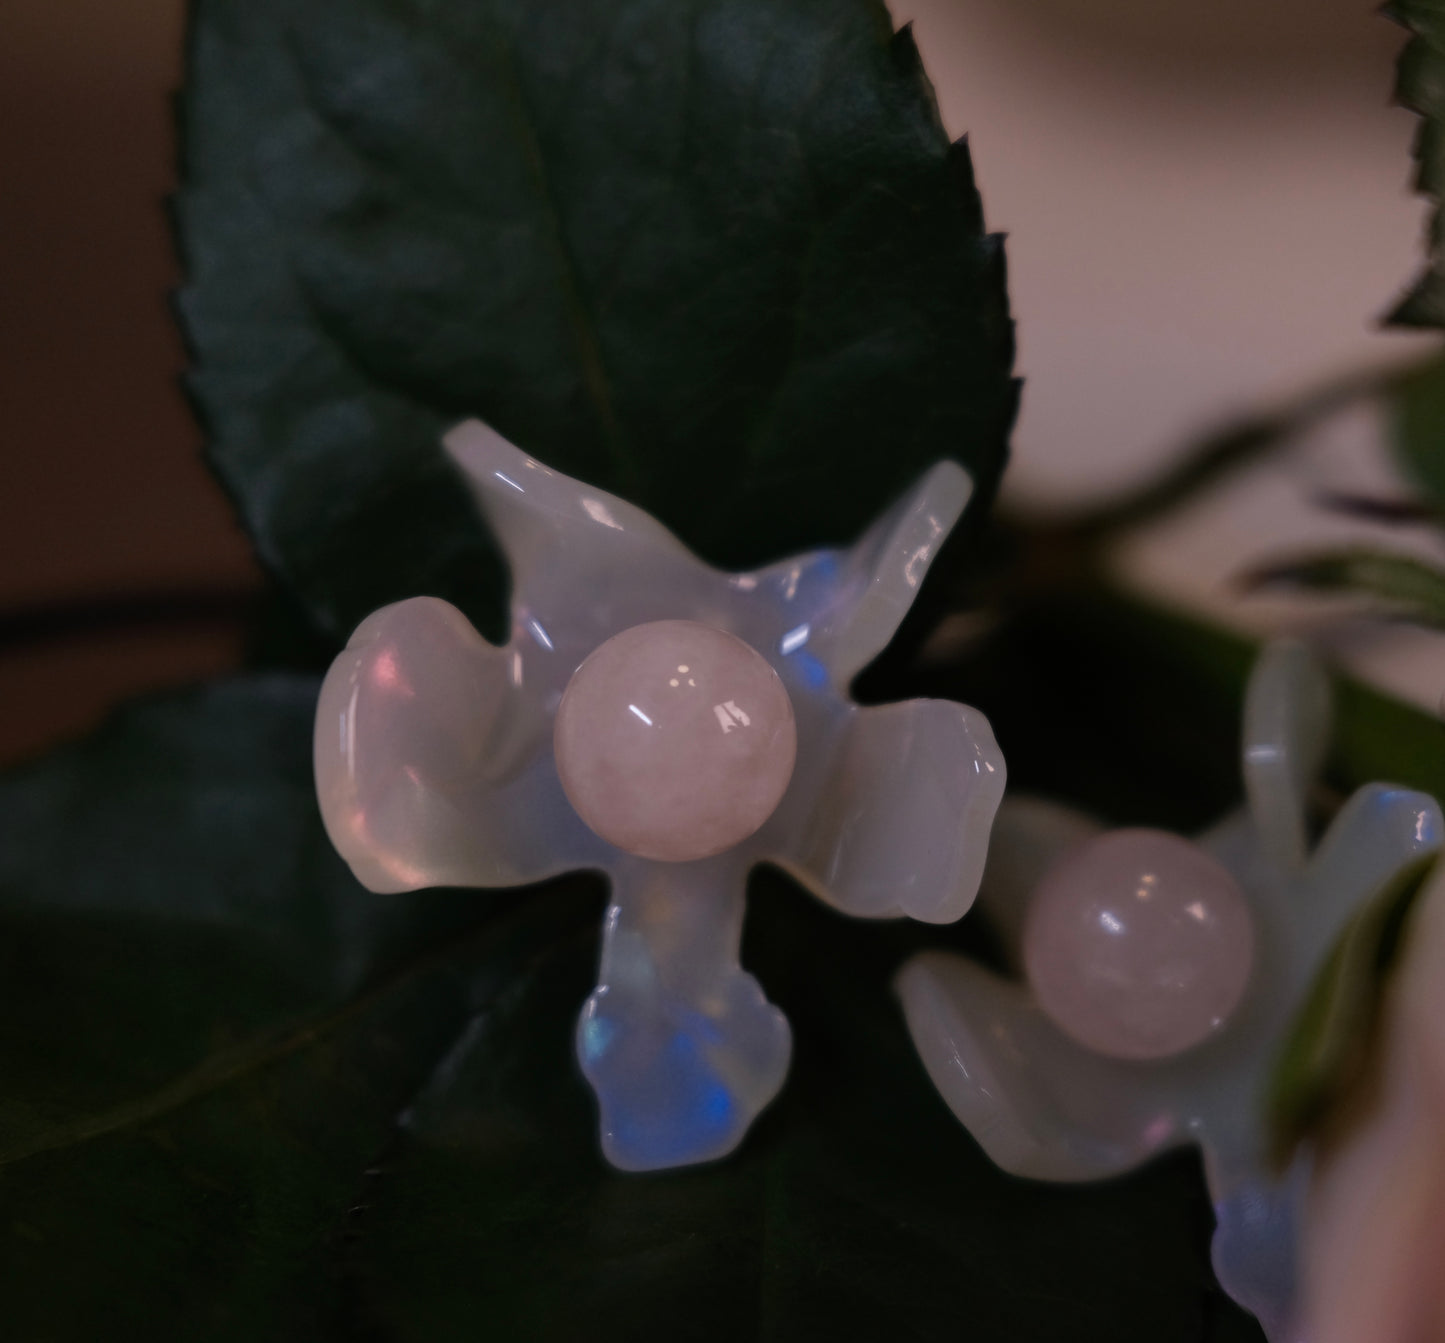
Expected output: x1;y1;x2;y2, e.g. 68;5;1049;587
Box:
582;498;624;530
344;685;359;780
712;700;752;733
371;647;414;696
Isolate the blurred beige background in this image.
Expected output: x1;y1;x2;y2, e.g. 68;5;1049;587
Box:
898;0;1445;710
2;0;1441;764
898;0;1434;507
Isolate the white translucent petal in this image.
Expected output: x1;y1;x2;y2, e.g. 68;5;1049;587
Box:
1293;783;1444;972
1242;639;1332;878
445;420;976;708
974;794;1104;962
897;951;1183;1181
314;596;604;893
444;419;693;568
577;853;791;1172
747;461;972;687
1210;1162;1309;1343
773;698;1005;924
443;420;718;675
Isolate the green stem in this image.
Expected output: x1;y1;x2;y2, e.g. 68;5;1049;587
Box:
1034;353;1439;541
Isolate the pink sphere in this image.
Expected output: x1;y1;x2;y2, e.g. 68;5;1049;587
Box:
554;621;797;862
1023;828;1255;1061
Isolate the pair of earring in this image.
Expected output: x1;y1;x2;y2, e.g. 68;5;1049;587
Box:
314;424;1440;1340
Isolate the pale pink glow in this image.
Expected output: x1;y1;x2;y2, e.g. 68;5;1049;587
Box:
1024;829;1255;1060
370;647;414;697
1142;1114;1175;1148
342;804;370;844
375;850;432;889
554;621;797;863
346;803;429;887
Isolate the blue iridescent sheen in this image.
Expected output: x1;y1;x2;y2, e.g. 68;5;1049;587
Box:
578;987;775;1170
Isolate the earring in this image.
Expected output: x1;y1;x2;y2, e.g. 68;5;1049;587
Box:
315;420;1006;1171
898;639;1442;1339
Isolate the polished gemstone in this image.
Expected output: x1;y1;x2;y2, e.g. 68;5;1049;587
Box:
1023;828;1255;1060
554;620;797;862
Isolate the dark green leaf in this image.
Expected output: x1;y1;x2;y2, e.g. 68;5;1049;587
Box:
1388;350;1445;502
1239;546;1445;630
175;0;1017;642
0;676;524;1164
1386;1;1445;325
1264;854;1438;1169
897;590;1445;834
1310;489;1443;525
0;679;1260;1341
346;872;1251;1343
0;677;599;1338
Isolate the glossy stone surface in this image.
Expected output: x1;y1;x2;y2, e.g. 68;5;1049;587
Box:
898;640;1444;1341
315;418;1007;1171
1024;828;1255;1060
554;621;796;862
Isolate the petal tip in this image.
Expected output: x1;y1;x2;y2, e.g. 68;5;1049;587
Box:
441;418;534;491
923;458;974;533
905;707;1007;925
577;976;791;1173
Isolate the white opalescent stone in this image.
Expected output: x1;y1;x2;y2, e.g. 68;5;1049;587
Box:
554;621;797;862
1024;828;1255;1060
577;849;792;1172
898;639;1443;1341
315;418;1007;1171
1243;640;1332;878
314;594;556;894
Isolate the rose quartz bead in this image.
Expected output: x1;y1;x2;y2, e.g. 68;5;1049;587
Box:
1023;828;1255;1061
554;620;797;862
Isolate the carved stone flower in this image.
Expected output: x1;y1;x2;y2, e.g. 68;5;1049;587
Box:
315;420;1006;1171
898;641;1442;1340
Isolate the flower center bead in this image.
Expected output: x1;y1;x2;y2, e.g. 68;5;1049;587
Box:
554;620;798;862
1023;829;1256;1061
